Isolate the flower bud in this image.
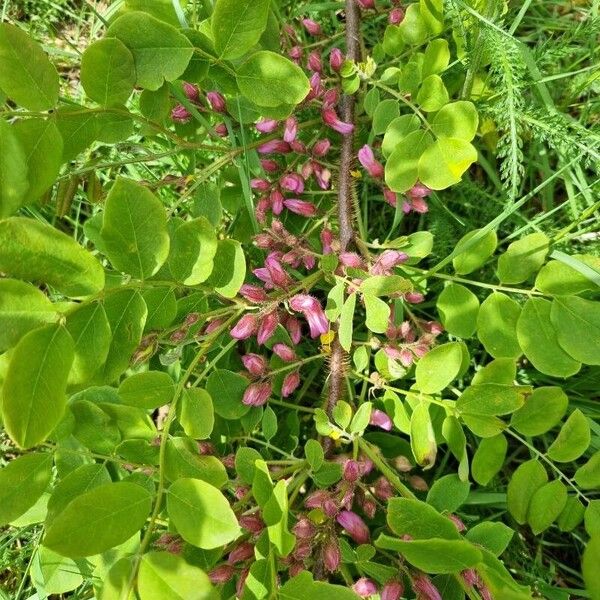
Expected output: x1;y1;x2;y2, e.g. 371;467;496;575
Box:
329;48;344;72
409;475;429;491
228;541;254;564
343;459;361;483
242;353;268;377
323;498;339;518
257;311;279;345
282;370;301;397
265;255;290;288
171;104;191;123
340;252;364;268
313;138;331;157
383;187;397;207
374;476;395;501
302;18;322;36
197;441;215;455
242;381;272;407
353;578;377;597
230;314;258;340
273;343;296;362
305;489;331;509
323;538;341;572
371;250;408;275
270;189;284;215
239;513;265;534
293;516;317;539
289;45;303;61
320;227;334;254
280;172;305;194
389;7;405;24
412;574;442;600
308;51;323;73
322;108;354;135
251;178;271;191
370;409;393;431
381;580;404;600
358;145;385;178
448;514;466;532
336;510;370;544
183;82;200;102
285;315;303;345
362;498;377;519
405;291;425;304
206;91;227;113
214;122;228;137
258;139;291;154
283;198;318;217
239;284;267;303
294;538;312;559
261;158;279;173
290;294;329;338
283;116;298;142
256;118;279;133
208;564;235;584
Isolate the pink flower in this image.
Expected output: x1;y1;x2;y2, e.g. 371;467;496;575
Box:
329;48;344;72
313;138;331;157
389;7;405;24
323;538;341;572
280;173;305;194
284;315;302;344
239;284;267;303
405;291;425;304
322;88;339;108
343;459;361;482
289;46;303;62
257;311;279;345
321;227;334;254
204;318;225;335
381;580;404;600
214;122;228;137
171;104;191;123
362;497;377;519
371;250;408;275
336;511;370;544
302;18;322;36
374;476;394;501
239;513;264;534
206;91;226;113
231;314;258;340
353;578;377;597
313;162;331;189
256;118;279;133
412;574;442;600
289;294;329;338
322;108;354;135
383;187;397;207
208;564;235;584
293;517;316;539
261;159;279;173
284;198;317;217
305;489;330;508
258;139;291;154
227;541;254;564
242;354;267;377
308;72;323;99
340;252;364;268
242;381;271;406
283;117;298;142
370;409;393;431
183;82;200;102
265;254;290;288
308;51;323;73
358;145;385;178
282;370;301;397
270;189;284;215
251;178;270;191
273;343;296;362
356;0;376;8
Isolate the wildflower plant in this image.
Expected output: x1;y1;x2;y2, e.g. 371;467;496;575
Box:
0;0;599;599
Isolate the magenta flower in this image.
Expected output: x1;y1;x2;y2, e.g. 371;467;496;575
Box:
308;51;323;73
206;91;226;113
339;252;364;268
353;578;377;598
320;227;334;254
293;517;316;539
371;249;409;275
412;574;442;600
405;291;425;304
256;118;279;133
250;178;270;191
374;476;394;500
289;294;329;338
257;310;279;345
358;145;385;178
283;198;317;217
356;0;376;8
389;7;405;24
312;138;331;157
280;173;305;194
171;104;191;123
242;381;271;407
214;122;228;137
270;189;284;215
183;82;200;102
239;284;267;303
231;314;258;340
305;489;330;508
322;88;339;108
273;343;296;362
336;511;370;544
282;370;301;397
381;580;404;600
258;139;291;154
227;541;254;564
370;409;393;431
283;116;298;142
289;45;303;61
208;564;235;584
322;108;354;135
323;538;341;572
383;187;397;207
242;353;267;377
329;48;344;72
239;513;265;534
308;72;323;99
260;158;279;173
313;163;332;189
343;459;361;482
302;18;322;36
265;254;290;288
285;315;302;344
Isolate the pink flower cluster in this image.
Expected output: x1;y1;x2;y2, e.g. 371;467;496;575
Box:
170;83;228;135
383;313;443;368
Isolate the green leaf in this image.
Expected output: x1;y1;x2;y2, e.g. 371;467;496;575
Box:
472;434;507;486
507;459;547;524
457;383;525;417
168;217;218;285
510;386;568;437
43;482;152;557
516;298;581;377
167;478;241;549
547;409;590;462
0;279;57;352
118;371;175;409
0;453;52;525
527;480;567;534
415;342;464;394
385;130;433;192
381;114;420;157
452;228;497;275
212;0;270;60
138;551;214;600
236;51;310;108
426;474;470;512
372;99;400;135
431;101;478;141
550;296;600;365
410;402;437;468
397;3;428;45
557;496;585;532
387;498;460;540
65;302;112;387
206;369;250;419
0;119;29;217
108;12;193;91
575;451;600;490
477;292;522;358
31;546;83;595
207;239;246;298
14;118;63;207
418;137;477;190
279;571;361;600
339;292;356;352
349;402;372;434
363;293;390;334
472;358;516;385
179;388;214;439
0;217;105;297
436;283;479;338
497;233;549;284
416;74;449;112
2;324;74;449
333;401;352;430
0;23;59;110
375;536;481;574
101;178;170;279
420;0;444;34
100;289;147;383
535;255;600;295
70;399;121;454
164;438;227;487
54;106;99;162
466;522;513;556
81;38;136;107
359;275;411;297
422;39;450;78
142;287;177;331
583;537;600;600
236;447;263;486
586;502;600;537
305;439;324;471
